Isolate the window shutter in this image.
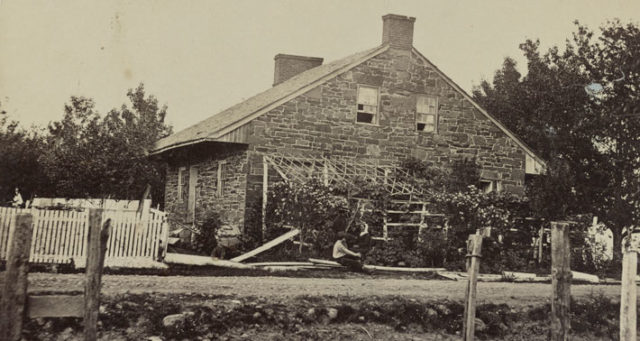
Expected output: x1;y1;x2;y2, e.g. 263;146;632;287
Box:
187;166;198;222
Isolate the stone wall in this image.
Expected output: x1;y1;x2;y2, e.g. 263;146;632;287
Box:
164;143;248;232
243;48;526;205
166;47;528;235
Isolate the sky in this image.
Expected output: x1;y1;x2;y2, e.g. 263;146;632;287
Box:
1;0;639;132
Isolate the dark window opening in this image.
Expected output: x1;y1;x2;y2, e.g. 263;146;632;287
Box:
357;112;374;124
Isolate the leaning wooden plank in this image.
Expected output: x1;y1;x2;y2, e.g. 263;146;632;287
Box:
28;295;84;318
164;253;254;269
231;229;300;262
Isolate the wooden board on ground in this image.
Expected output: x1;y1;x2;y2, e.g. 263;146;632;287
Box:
365;265;444;273
572;271;599;283
477;274;504;282
438;271;520;282
231;229;300;262
437;272;465;281
502;271;549;282
309;258;342;267
247;262;315;267
263;266;324;272
28;295;83;318
309;258;445;273
164;253;253;269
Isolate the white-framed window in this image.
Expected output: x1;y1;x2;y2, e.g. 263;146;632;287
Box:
416;95;438;132
480;180;502;193
356;85;379;124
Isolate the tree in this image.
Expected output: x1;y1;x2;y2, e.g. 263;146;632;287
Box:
570;20;640;263
473;20;640;263
40;84;172;201
0;103;49;202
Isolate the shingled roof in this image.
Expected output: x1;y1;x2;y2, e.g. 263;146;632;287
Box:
151;45;390;154
150;42;546;172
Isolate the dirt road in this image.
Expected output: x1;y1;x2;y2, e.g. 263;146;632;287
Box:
7;272;626;306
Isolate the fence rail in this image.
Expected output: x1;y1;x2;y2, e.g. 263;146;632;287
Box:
0;207;168;267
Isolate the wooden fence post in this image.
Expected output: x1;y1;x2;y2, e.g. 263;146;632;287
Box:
620;234;638;341
550;221;571;341
462;233;483;341
0;213;33;341
84;209;110;341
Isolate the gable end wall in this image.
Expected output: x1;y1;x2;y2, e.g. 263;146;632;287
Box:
243;49;526;213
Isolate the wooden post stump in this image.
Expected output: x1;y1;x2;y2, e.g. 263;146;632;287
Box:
550;221;571;341
83;209;110;341
462;233;483;341
620;234;638;341
0;213;34;341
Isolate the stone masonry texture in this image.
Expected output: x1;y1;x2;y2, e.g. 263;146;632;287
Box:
164;143;248;233
165;47;526;234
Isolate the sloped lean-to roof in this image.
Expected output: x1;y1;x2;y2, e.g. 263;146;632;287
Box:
151;45;390;154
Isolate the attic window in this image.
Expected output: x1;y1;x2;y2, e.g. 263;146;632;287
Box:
356;86;379;124
417;95;438;132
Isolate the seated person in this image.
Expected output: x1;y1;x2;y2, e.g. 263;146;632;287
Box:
333;232;366;272
355;221;372;257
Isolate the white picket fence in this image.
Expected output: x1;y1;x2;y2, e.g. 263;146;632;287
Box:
0;206;169;267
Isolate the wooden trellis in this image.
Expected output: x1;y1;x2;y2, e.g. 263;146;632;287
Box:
263;154;426;197
260;153;438;240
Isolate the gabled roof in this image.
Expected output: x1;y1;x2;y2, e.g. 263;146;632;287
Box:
151;45;390;154
151;43;546;172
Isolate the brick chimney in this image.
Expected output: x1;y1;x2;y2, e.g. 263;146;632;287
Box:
382;14;416;50
273;54;323;86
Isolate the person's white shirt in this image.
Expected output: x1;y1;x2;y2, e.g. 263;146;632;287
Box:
333;239;349;258
333;239;360;259
12;191;23;207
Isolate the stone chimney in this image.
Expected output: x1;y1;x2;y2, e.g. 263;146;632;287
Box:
382;14;416;50
273;54;323;86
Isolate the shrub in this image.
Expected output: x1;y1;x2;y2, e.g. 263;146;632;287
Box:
192;211;222;255
264;179;352;254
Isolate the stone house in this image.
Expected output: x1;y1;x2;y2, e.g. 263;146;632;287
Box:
151;14;545;236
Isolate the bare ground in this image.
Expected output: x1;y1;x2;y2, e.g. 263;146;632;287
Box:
12;272;627;307
1;271;632;340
